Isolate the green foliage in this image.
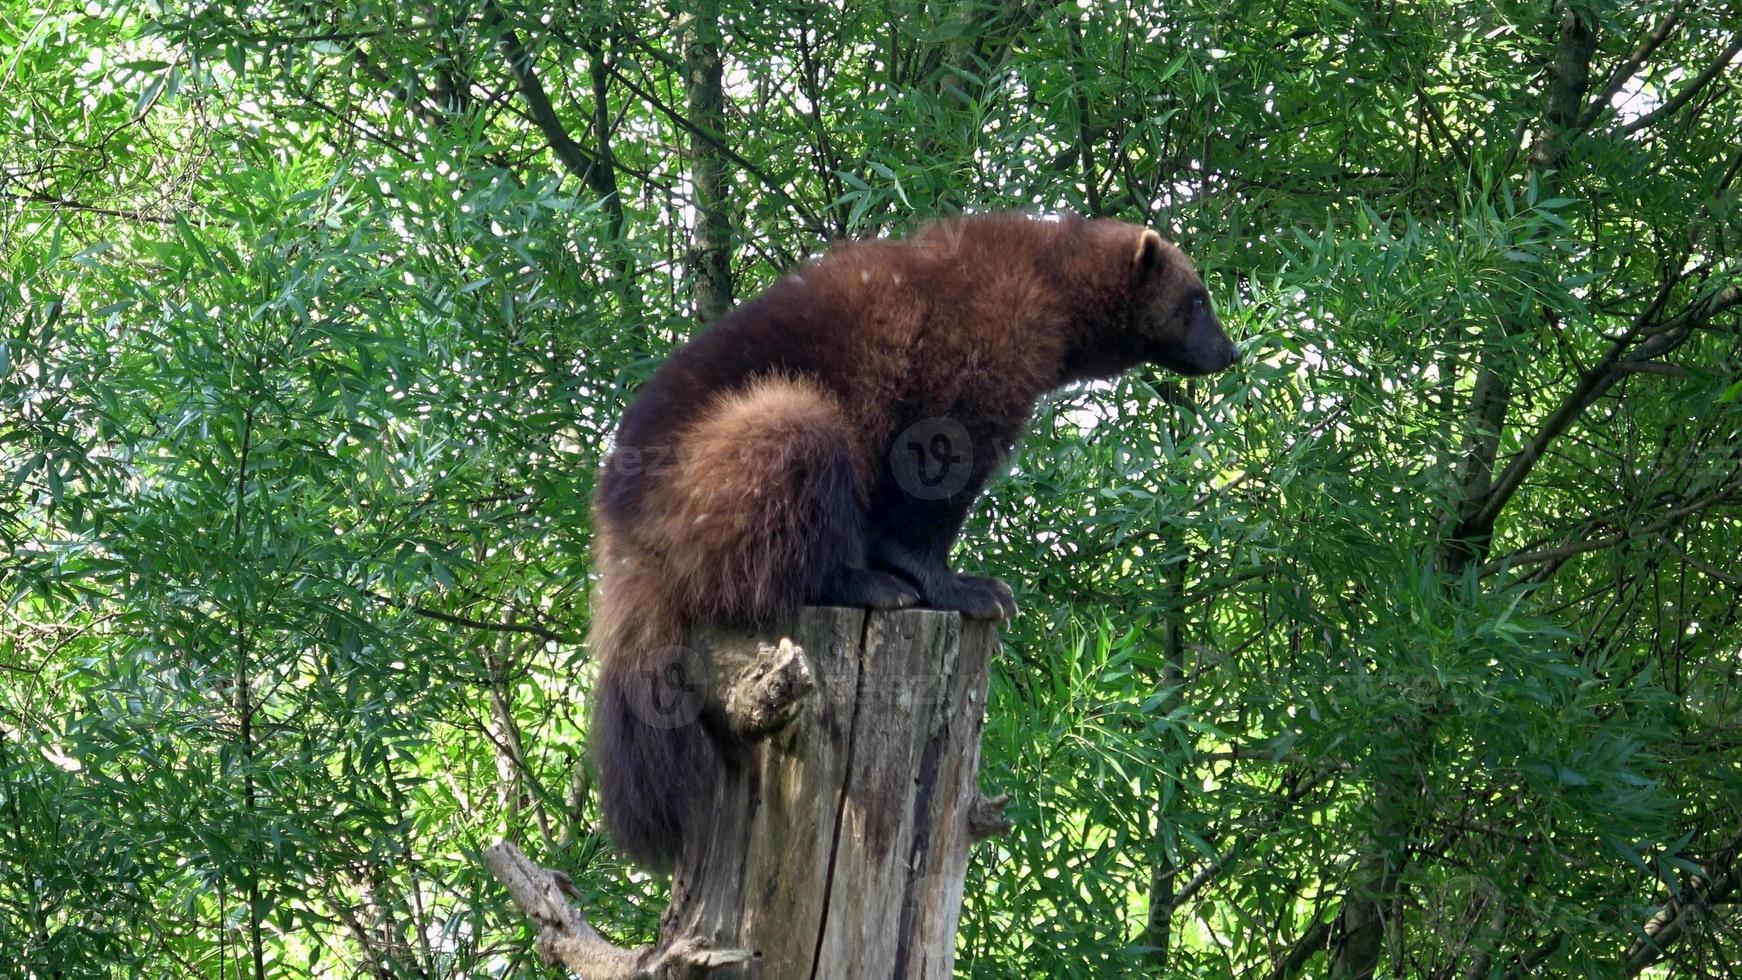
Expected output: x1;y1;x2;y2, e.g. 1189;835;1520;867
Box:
3;0;1739;976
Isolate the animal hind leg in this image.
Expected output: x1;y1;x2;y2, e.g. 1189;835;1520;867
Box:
648;375;896;621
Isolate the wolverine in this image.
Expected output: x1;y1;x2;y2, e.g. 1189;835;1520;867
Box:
589;211;1238;870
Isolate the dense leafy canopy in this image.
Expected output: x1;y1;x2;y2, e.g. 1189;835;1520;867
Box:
3;0;1739;976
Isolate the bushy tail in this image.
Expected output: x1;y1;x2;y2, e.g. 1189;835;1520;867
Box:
590;376;862;870
589;556;718;870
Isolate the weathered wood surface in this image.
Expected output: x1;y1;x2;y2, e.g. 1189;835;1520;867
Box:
674;606;1002;979
485;606;1006;979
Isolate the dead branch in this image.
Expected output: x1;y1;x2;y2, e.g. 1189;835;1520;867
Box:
724;637;815;737
482;840;748;979
968;791;1014;840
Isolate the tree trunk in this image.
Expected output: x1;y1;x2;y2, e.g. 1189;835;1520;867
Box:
1145;529;1191;969
1332;5;1600;972
487;606;1009;978
682;0;734;325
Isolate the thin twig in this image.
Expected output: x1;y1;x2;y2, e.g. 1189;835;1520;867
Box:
365;589;576;645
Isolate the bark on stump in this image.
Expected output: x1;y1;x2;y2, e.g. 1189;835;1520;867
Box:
486;606;1009;979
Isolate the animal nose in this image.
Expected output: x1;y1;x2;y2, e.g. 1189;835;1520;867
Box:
1225;341;1241;366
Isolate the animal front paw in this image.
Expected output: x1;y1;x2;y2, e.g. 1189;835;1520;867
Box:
927;574;1017;621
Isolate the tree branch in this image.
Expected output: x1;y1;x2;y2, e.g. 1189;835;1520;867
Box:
1623;829;1742;974
352;48;453;132
482;841;747;978
1170;771;1333;910
606;61;828;239
1619;31;1742;136
1482;478;1741;577
344;44;527;177
1;189;175;224
1415;82;1474;176
1501;935;1562;979
1269;918;1335;980
483;0;601;183
365;589;576;645
1574;0;1691;131
1463;283;1740;538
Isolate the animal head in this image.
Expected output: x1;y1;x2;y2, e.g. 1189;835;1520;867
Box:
1054;219;1239;385
1126;229;1239;376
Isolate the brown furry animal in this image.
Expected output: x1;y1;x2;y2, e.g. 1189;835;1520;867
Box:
590;211;1237;869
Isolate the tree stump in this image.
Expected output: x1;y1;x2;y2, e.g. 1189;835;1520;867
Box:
486;606;1009;978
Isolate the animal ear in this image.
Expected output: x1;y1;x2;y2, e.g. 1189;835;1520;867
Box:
1133;229;1166;276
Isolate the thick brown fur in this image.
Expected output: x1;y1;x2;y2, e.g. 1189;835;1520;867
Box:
589;212;1236;870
